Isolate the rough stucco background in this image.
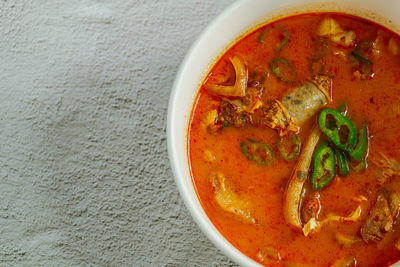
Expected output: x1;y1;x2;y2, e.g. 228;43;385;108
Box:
0;0;237;266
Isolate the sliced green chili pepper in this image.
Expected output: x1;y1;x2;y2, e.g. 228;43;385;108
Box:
240;138;273;166
269;58;297;84
352;159;367;172
349;123;368;162
277;133;301;161
311;141;336;191
275;28;290;51
318;108;357;152
336;149;349;177
327;103;348;129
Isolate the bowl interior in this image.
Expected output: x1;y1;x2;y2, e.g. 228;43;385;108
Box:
168;0;400;266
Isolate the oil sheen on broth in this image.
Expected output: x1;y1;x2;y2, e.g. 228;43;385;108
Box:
188;13;400;266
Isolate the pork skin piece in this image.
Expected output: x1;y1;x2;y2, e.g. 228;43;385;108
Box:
361;185;400;242
211;172;255;224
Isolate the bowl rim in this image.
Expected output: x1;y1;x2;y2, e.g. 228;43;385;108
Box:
167;0;400;266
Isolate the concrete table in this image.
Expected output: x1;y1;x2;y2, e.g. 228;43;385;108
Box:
0;0;236;266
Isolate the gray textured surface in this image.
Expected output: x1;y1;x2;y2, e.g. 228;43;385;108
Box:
0;0;237;266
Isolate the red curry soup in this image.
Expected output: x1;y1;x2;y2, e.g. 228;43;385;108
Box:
188;13;400;266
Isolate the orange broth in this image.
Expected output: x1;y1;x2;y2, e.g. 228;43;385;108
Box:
188;13;400;266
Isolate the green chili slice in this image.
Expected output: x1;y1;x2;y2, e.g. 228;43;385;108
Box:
277;133;301;161
349;123;368;162
336;149;349;177
240;138;273;166
276;28;290;51
318;108;357;152
269;58;297;83
327;103;348;130
311;141;336;191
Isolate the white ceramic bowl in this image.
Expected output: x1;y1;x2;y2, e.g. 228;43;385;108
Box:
167;0;400;266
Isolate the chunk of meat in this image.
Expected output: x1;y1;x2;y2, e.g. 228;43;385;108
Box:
317;18;343;36
217;87;263;129
222;87;263;114
360;194;393;242
350;40;375;80
211;172;255;223
317;18;356;47
389;190;400;219
360;184;400;243
261;100;299;136
330;31;356;47
218;100;250;128
371;152;400;185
